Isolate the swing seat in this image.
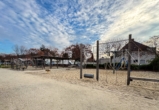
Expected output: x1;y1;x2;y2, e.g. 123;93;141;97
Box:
84;74;94;78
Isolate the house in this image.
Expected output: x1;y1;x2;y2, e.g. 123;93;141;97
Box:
95;39;156;65
114;39;156;65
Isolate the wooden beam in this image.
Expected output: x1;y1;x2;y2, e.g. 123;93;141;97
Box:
130;77;159;82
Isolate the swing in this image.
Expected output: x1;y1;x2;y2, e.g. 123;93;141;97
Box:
83;48;94;79
84;74;94;78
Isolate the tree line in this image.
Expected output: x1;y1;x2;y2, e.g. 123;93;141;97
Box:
0;43;94;62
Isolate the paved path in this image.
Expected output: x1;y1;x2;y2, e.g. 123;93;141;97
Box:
0;69;158;110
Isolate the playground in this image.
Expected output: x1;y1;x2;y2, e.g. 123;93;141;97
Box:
7;35;159;94
25;67;159;100
1;35;159;109
0;68;159;110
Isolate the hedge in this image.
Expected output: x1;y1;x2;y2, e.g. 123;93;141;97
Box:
0;64;11;68
84;64;105;69
84;57;159;71
149;57;159;71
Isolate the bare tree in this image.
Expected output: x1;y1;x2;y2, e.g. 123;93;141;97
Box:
40;44;46;51
50;48;59;57
13;45;19;55
146;36;159;57
20;46;27;55
62;52;69;58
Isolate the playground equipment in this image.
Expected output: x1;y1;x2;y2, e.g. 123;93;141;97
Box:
30;59;35;66
84;74;94;78
83;47;94;78
115;57;128;70
80;34;159;85
83;48;92;68
126;35;159;85
103;52;128;72
11;58;27;70
80;45;96;79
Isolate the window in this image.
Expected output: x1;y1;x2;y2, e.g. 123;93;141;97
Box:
133;59;138;63
140;60;145;65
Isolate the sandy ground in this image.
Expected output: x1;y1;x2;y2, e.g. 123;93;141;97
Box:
26;66;159;100
0;67;159;110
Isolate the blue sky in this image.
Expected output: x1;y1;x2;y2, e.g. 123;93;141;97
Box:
0;0;159;53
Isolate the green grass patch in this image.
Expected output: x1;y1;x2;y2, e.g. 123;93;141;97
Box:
0;65;11;68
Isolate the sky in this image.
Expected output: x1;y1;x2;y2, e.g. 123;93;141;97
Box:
0;0;159;54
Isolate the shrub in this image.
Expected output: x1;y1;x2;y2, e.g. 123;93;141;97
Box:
0;64;11;68
84;64;105;69
85;64;95;68
130;57;159;71
131;64;139;70
83;57;159;72
149;57;159;71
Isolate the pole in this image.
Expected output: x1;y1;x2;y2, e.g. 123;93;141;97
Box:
80;44;82;79
43;58;45;69
127;34;132;85
113;52;115;74
138;49;140;65
35;58;37;69
96;40;99;81
57;60;59;68
50;58;52;69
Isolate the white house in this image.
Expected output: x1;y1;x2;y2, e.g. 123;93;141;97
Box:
113;40;156;65
95;40;156;65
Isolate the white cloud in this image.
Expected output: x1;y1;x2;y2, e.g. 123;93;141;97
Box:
0;0;159;53
0;0;76;50
100;0;159;42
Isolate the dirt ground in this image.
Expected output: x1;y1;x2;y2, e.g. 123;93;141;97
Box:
0;67;159;110
26;67;159;100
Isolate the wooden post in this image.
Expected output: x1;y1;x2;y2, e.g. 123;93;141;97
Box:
96;40;99;81
43;58;45;69
35;58;37;69
57;60;59;68
113;51;115;74
127;34;132;85
62;60;64;67
138;48;140;65
50;58;52;69
80;44;82;79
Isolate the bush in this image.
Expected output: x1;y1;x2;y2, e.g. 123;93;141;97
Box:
83;57;159;72
149;57;159;71
131;64;154;71
85;64;95;68
0;64;11;68
84;64;105;69
139;65;152;71
130;57;159;71
131;64;139;70
99;64;105;69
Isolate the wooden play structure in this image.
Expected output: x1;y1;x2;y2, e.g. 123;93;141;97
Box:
82;34;159;85
32;55;74;69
